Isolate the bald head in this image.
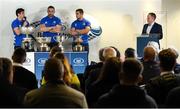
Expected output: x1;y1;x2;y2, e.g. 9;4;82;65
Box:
143;46;156;61
103;47;117;60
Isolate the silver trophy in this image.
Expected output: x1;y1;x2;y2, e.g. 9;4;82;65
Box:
36;37;51;52
72;35;84;52
20;26;35;51
54;33;65;52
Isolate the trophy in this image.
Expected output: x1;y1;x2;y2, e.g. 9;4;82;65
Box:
54;33;65;52
36;37;51;52
20;26;35;51
72;35;84;52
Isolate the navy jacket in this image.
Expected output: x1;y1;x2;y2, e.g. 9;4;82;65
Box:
142;22;163;40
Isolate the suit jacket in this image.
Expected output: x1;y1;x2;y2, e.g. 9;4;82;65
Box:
23;81;88;108
13;65;38;90
0;80;28;107
145;72;180;106
96;84;157;108
142;22;163;40
141;60;160;84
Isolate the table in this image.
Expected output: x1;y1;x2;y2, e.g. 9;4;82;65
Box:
23;52;88;85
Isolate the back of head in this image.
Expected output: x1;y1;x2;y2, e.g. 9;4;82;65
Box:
103;47;117;60
159;49;176;71
122;58;143;83
98;57;121;82
99;48;105;62
49;46;63;58
143;46;156;61
168;47;179;59
147;41;160;53
53;52;65;60
110;46;121;58
0;58;13;84
12;47;26;64
53;52;70;72
125;48;136;58
44;58;64;83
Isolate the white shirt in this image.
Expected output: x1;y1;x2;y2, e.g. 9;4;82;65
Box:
146;22;155;34
160;71;174;76
13;62;23;67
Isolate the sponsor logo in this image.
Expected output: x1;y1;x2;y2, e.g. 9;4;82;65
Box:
73;58;84;64
38;58;47;65
25;58;31;63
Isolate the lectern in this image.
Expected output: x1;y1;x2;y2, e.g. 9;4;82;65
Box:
137;34;159;57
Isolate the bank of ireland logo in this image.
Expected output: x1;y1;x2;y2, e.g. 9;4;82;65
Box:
24;58;31;66
73;58;84;66
38;58;47;66
25;58;31;63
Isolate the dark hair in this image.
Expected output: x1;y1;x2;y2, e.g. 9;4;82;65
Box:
148;12;156;20
159;49;176;71
48;6;55;10
76;8;84;14
125;48;136;58
122;58;143;82
12;47;26;63
110;46;121;58
49;46;63;58
0;58;12;82
97;57;121;83
44;58;64;82
99;48;105;62
16;8;24;17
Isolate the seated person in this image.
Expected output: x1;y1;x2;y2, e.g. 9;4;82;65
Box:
140;46;160;84
12;48;38;90
145;48;180;107
96;58;157;108
23;58;87;108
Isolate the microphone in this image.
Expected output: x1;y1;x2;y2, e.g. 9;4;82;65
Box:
22;16;28;27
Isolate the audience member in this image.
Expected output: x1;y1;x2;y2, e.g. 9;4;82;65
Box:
96;58;157;108
145;48;180;107
0;58;27;107
12;47;37;90
141;46;160;84
125;48;136;59
85;47;117;94
86;57;121;107
23;58;88;108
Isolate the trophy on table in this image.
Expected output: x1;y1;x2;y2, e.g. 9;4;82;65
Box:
72;34;84;52
20;26;35;51
54;33;65;52
36;36;51;52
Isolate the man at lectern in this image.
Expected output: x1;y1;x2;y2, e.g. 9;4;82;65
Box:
142;12;163;41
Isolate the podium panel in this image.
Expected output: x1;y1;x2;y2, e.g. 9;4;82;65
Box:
23;52;88;86
137;35;159;57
